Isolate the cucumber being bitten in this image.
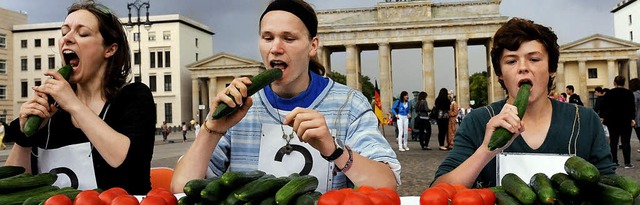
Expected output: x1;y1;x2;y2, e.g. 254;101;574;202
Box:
212;69;282;119
23;65;74;137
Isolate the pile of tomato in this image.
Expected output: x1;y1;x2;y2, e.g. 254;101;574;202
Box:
420;183;495;205
42;187;177;205
317;186;401;205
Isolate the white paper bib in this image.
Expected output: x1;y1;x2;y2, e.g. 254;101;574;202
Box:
37;142;98;190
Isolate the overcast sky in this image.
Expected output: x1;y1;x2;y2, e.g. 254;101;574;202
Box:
0;0;622;96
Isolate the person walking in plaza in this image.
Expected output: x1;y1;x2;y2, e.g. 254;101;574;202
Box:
435;88;451;151
161;121;170;142
601;75;636;168
415;92;432;150
566;85;584;106
181;122;188;143
593;86;605;116
194;121;200;138
433;17;614;188
392;91;411;151
4;1;156;194
0;121;6;150
630;78;640;153
447;93;458;150
171;0;400;194
410;91;420;141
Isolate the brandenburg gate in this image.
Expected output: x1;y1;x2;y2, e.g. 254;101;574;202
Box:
316;0;508;114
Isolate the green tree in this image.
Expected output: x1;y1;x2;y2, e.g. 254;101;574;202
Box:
469;71;488;108
327;71;375;102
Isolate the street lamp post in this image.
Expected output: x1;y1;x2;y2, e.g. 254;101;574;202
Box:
126;0;152;83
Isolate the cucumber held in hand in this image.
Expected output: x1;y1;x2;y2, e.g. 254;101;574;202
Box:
487;83;531;151
23;65;74;137
212;69;282;119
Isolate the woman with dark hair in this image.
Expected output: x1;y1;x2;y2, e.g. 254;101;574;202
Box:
435;88;451;151
172;0;400;193
415;92;432;150
433;17;614;188
392;91;411;151
5;1;155;194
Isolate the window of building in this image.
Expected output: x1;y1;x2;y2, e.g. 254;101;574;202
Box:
35;80;41;86
150;52;155;68
21;81;28;98
588;68;598;79
21;58;27;71
163;31;171;40
34;57;42;70
195;38;198;47
134;32;140;42
164;74;171;91
164;103;172;123
165;51;170;67
0;85;6;99
0;34;6;48
48;38;55;46
135;76;141;83
630;14;633;25
196;53;199;61
0;114;5;123
34;39;41;47
157;52;163;68
48;56;55;69
148;31;156;41
21;40;27;48
0;60;5;74
149;75;156;92
631;31;634;41
134;51;140;65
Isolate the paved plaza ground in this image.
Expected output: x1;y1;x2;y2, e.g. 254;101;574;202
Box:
2;124;640;197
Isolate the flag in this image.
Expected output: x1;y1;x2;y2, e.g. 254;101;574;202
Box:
374;80;384;125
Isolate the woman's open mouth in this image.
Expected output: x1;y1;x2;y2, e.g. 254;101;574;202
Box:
63;50;79;68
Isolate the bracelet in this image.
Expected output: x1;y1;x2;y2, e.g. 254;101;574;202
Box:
202;120;226;136
335;145;353;173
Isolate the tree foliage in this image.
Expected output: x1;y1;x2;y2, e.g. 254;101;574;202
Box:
469;71;488;108
327;71;375;102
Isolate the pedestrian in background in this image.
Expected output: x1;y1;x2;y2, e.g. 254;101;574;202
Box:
392;91;411;151
415;92;432;150
181;122;188;143
630;78;640;153
566;85;584;106
161;121;169;142
447;92;458;150
601;75;635;168
593;86;605;117
194;121;200;138
435;88;451;151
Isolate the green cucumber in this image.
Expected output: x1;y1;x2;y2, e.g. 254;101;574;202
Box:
259;197;276;205
600;174;640;198
0;166;25;180
234;175;289;201
564;156;599;184
275;175;318;205
502;173;536;205
22;187;81;205
212;69;282;119
294;191;322;205
23;65;74;137
0;185;58;205
178;195;197;205
0;173;57;192
200;177;228;203
492;187;522;205
593;182;634;205
529;173;556;204
220;170;266;189
550;173;580;198
488;83;530;150
184;176;218;199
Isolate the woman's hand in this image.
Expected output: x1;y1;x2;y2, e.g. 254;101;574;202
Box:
481;104;525;153
206;77;254;134
32;71;77;113
18;92;54;133
283;108;334;157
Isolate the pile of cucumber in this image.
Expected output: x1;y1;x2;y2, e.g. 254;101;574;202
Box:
179;170;320;205
0;166;81;205
492;156;640;205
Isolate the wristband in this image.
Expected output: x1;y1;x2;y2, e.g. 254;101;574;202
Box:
202;120;226;136
335;145;353;173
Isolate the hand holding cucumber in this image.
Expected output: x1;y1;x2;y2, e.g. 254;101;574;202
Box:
487;83;531;151
21;65;73;137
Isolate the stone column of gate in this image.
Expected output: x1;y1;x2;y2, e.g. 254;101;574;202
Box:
486;39;501;103
422;40;436;108
346;44;360;90
556;61;565;96
578;60;588;106
192;78;200;119
607;59;617;87
455;39;470;109
630;58;638;79
378;42;392;115
318;46;332;76
208;77;218;114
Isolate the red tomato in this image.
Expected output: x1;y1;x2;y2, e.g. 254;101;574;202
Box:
420;187;449;205
75;190;104;205
475;188;496;205
355;185;376;194
318;190;347;205
434;183;457;198
44;194;72;205
377;187;401;205
342;191;373;205
106;187;129;196
139;196;168;205
146;187;170;195
146;189;177;205
111;195;139;205
451;184;468;192
451;189;484;205
99;189;126;205
366;190;393;205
